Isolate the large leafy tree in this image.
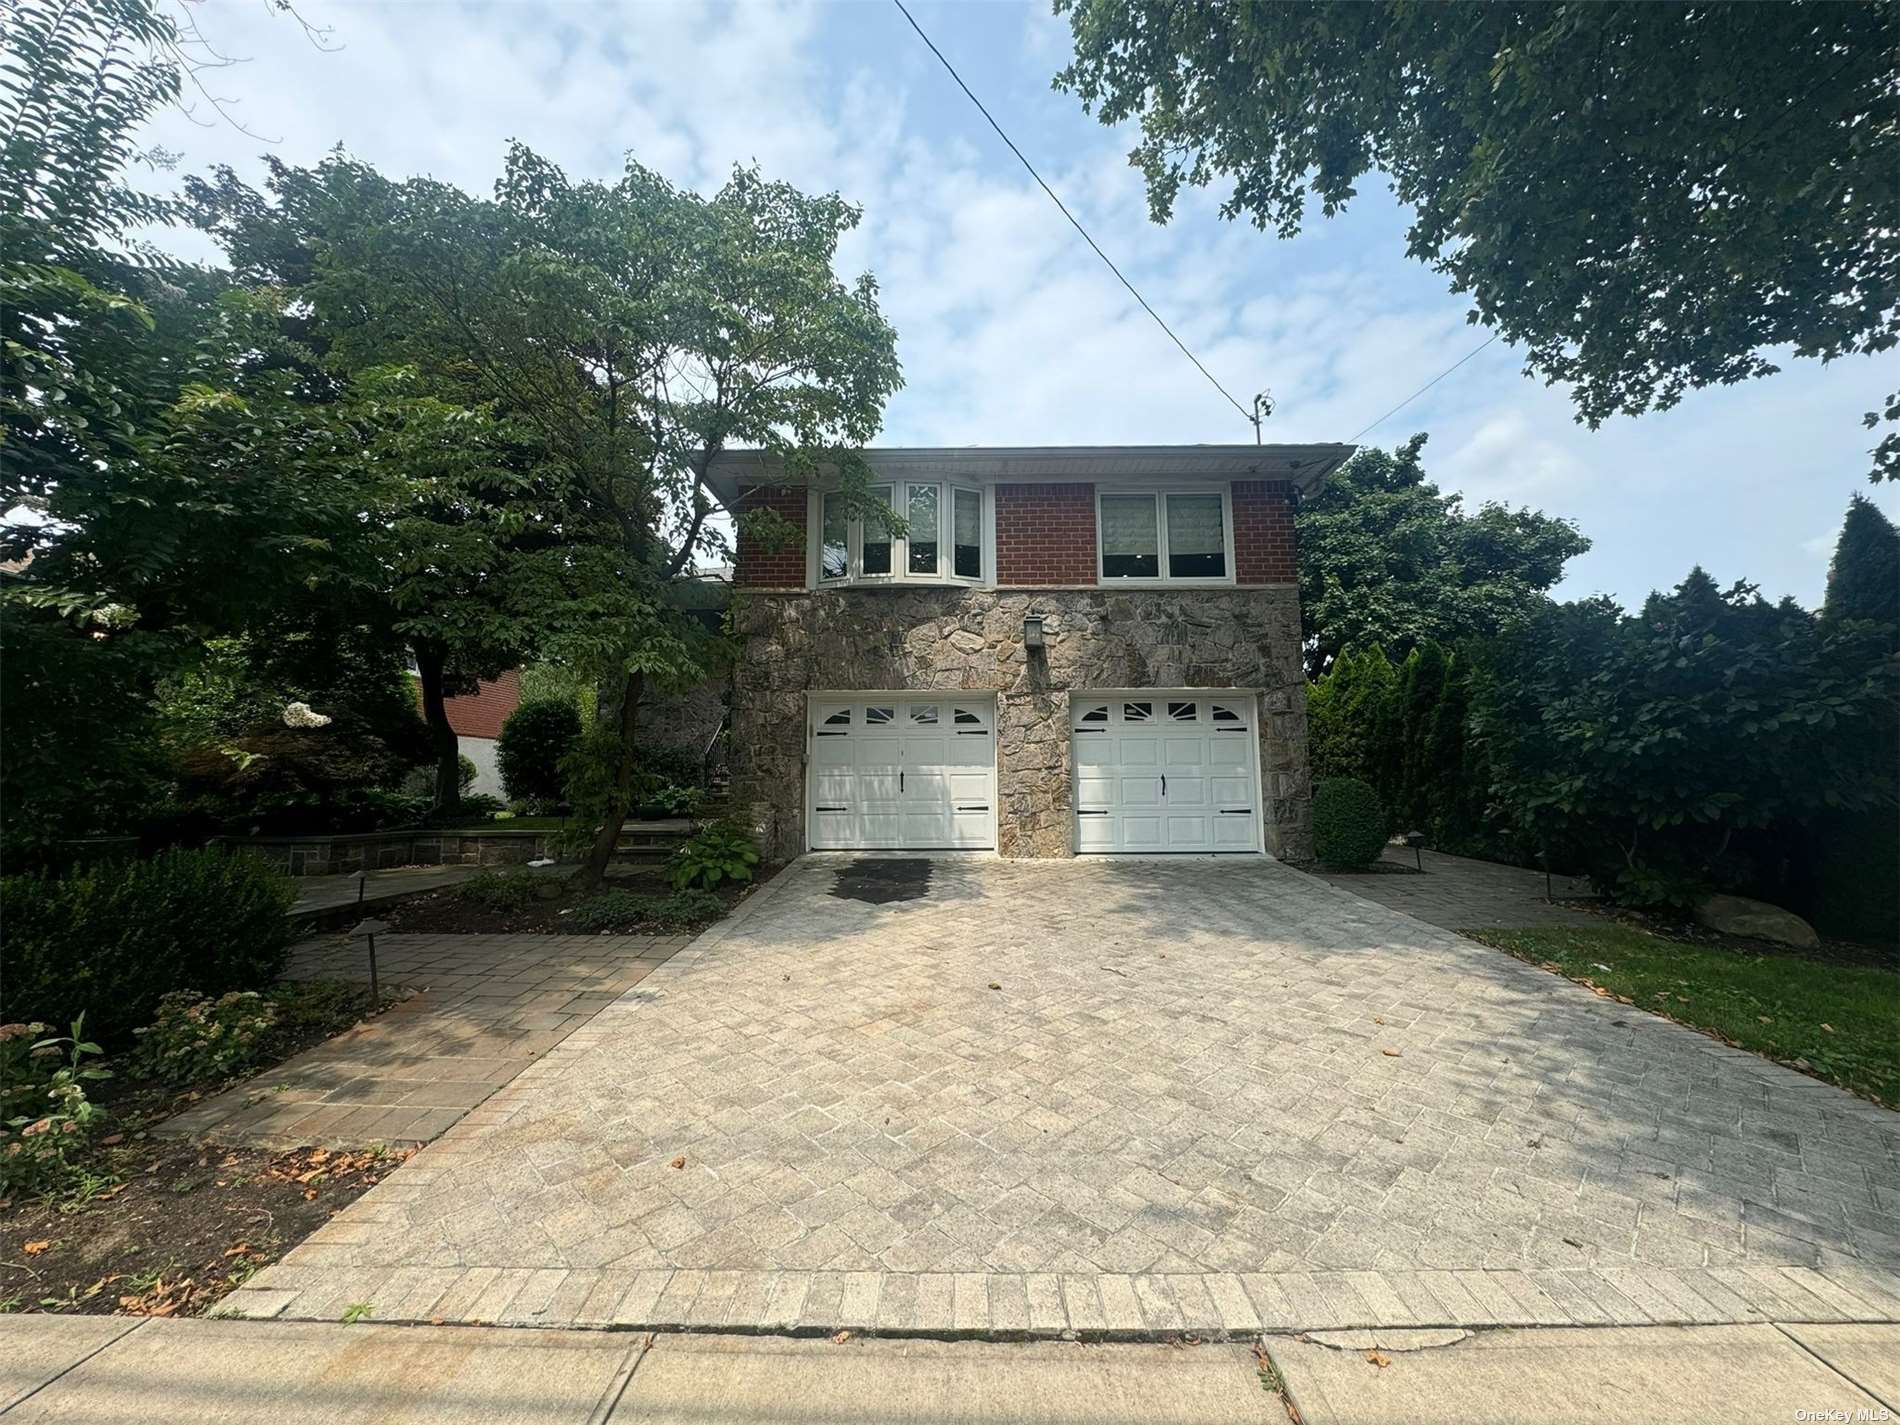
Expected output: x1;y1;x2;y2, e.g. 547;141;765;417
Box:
1056;2;1900;475
310;146;903;885
1471;570;1896;907
1297;435;1589;677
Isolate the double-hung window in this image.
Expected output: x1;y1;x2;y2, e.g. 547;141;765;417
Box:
819;482;985;585
1098;490;1232;583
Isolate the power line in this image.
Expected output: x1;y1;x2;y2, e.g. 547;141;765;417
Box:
1349;332;1499;444
891;0;1261;436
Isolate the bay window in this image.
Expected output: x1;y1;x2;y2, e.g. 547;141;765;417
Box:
1098;489;1232;583
817;481;984;585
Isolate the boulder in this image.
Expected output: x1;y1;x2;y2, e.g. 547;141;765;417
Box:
1696;893;1820;948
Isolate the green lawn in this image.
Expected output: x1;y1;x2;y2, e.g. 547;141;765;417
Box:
1463;924;1900;1107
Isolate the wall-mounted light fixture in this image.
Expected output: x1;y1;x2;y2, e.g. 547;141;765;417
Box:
1022;614;1045;650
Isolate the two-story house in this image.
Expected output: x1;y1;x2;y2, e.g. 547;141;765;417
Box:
707;444;1352;862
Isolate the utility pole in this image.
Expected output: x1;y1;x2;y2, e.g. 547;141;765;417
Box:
1251;392;1273;444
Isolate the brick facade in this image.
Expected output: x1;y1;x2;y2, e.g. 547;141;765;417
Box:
732;478;1299;588
1232;480;1299;584
731;483;809;588
995;482;1097;586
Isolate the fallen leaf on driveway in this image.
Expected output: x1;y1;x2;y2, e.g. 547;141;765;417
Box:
669;1156;686;1170
1364;1350;1390;1368
1820;1023;1835;1033
831;1330;852;1344
988;982;1001;991
23;1240;51;1255
1381;1049;1401;1058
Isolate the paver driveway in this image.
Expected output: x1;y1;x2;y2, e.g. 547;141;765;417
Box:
230;857;1900;1336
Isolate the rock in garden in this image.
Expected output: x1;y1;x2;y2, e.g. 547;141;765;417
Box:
1695;893;1820;948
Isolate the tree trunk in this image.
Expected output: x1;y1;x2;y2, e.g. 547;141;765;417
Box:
413;642;462;812
576;667;645;892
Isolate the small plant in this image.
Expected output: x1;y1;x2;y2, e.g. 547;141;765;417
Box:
568;888;727;933
454;871;541;912
1312;777;1389;867
669;820;761;891
0;1015;111;1198
133;990;279;1086
633;777;704;818
340;1301;374;1325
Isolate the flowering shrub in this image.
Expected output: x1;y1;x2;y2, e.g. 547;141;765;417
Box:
132;991;279;1086
1;1017;111;1198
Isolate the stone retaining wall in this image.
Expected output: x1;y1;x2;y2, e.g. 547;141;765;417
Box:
235;829;560;877
731;586;1311;861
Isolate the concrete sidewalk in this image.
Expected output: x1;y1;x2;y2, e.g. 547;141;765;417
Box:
4;1315;1895;1424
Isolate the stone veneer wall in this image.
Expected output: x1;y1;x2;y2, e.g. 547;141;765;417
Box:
237;829;560;877
731;586;1311;861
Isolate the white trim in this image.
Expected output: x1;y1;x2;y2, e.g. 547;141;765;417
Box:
1093;487;1238;588
810;481;991;590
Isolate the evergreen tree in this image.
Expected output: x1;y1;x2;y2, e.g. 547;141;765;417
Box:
1305;647;1396;785
1822;495;1900;635
1392;643;1449;831
1423;653;1475;848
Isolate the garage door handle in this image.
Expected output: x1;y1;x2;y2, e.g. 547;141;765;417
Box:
900;771;904;792
1161;774;1166;796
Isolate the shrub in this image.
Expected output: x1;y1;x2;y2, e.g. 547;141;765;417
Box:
1312;778;1389;867
132;991;280;1086
454;871;541;911
498;697;582;803
670;820;761;891
1;1016;111;1198
568;888;726;933
0;850;298;1043
633;778;703;818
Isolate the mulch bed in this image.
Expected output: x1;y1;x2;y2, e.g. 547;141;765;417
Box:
1;1139;407;1317
384;865;774;935
2;980;413;1319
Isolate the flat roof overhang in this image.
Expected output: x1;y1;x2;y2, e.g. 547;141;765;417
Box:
701;443;1355;512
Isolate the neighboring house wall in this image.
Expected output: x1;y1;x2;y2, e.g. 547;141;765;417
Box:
438;670;520;800
458;735;504;799
729;586;1310;861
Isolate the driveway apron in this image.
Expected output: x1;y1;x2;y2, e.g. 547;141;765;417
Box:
228;856;1900;1336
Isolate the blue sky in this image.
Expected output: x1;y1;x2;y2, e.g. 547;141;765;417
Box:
136;0;1900;610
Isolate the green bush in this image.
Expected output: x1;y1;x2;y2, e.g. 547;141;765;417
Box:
669;820;761;891
1;1016;111;1198
0;850;297;1043
132;990;279;1086
497;697;582;803
568;888;727;933
1312;778;1389;867
453;870;541;911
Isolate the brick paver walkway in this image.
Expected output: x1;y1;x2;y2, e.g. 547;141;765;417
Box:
226;858;1900;1336
1309;847;1602;933
162;933;691;1150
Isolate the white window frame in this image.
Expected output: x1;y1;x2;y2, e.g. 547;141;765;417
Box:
812;482;988;588
1094;487;1238;586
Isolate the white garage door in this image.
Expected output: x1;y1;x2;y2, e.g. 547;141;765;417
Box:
1072;695;1260;853
809;698;995;850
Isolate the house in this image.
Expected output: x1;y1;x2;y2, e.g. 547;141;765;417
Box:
436;669;521;799
707;444;1352;861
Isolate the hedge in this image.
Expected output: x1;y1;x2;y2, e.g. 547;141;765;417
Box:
1313;777;1389;867
1;848;298;1042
